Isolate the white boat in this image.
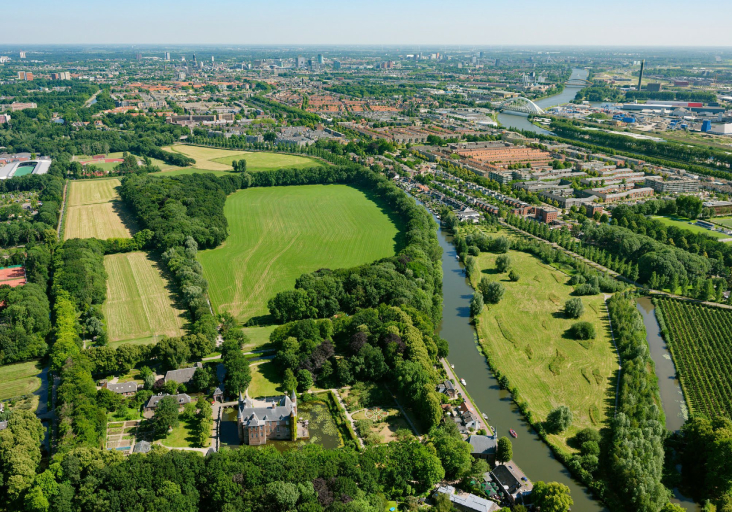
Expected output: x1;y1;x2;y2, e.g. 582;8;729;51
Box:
460;378;466;386
451;364;455;369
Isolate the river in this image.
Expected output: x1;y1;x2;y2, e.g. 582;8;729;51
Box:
496;68;590;135
437;227;606;512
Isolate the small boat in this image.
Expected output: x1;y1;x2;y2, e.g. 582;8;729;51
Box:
509;429;518;438
451;364;455;369
482;413;488;419
460;378;467;386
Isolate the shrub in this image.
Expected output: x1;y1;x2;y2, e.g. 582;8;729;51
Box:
574;283;600;296
508;269;520;282
470;293;484;317
468;246;480;256
564;297;585;318
496;254;512;273
546;405;573;433
569;321;596;340
482;281;505;304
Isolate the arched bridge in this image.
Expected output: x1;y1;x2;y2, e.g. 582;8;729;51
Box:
497;96;545;115
565;78;592;86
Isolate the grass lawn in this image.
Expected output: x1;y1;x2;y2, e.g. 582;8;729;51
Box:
472;244;616;450
212;152;323;172
242;325;277;351
103;252;187;345
198;184;402;322
652;215;731;241
65;178;133;240
149;167;235;177
0;360;43;400
161;417;207;448
163;145;250;171
249;361;282;398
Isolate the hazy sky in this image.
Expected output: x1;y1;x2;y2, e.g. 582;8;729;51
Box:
4;0;732;46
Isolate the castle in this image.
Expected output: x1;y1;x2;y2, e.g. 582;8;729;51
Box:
237;390;308;445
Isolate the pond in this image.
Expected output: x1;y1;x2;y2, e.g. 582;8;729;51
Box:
219;400;342;451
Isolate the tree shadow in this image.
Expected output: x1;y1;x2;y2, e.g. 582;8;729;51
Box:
146;251;194;332
112;184;140;235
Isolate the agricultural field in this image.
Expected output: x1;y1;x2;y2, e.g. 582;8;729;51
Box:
655;297;732;419
0;360;43;401
198;184;401;322
103;252;187;346
472;242;617;449
161;145;323;173
64;179;132;240
652;215;731;241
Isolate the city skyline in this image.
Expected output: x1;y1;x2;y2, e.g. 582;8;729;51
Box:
3;0;732;47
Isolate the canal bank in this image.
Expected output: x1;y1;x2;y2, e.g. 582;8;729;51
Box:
436;226;606;512
497;68;590;134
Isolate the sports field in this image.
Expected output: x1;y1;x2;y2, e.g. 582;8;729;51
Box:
472;244;616;450
711;216;732;229
161;145;323;173
198;184;401;322
103;252;187;346
0;360;43;401
65;179;132;240
652;215;731;241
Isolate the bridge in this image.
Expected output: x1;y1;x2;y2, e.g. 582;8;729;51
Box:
565;78;592;86
497;96;545;115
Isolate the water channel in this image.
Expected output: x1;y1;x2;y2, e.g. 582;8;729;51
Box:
496;68;591;135
437;228;606;512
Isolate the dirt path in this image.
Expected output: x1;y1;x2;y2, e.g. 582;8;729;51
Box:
331;389;365;449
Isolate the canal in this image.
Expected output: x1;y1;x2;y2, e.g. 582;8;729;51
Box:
437;227;606;512
496;68;591;135
635;297;697;511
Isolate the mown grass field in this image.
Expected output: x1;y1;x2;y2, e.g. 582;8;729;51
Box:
65;179;132;240
198;184;401;322
471;242;616;450
242;325;277;351
0;360;43;400
103;252;187;346
249;361;282;398
160;145;323;173
652;215;730;241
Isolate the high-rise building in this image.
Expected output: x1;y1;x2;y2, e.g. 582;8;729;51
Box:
317;54;324;64
19;51;26;59
193;54;197;64
165;52;171;61
297;56;306;68
211;56;215;63
333;60;341;70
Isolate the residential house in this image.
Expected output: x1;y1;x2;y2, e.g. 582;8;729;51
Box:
104;381;139;397
467;435;497;463
144;393;192;417
164;362;202;385
434;485;500;512
437;379;458;399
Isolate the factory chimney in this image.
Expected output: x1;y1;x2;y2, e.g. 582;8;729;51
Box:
637;60;645;91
